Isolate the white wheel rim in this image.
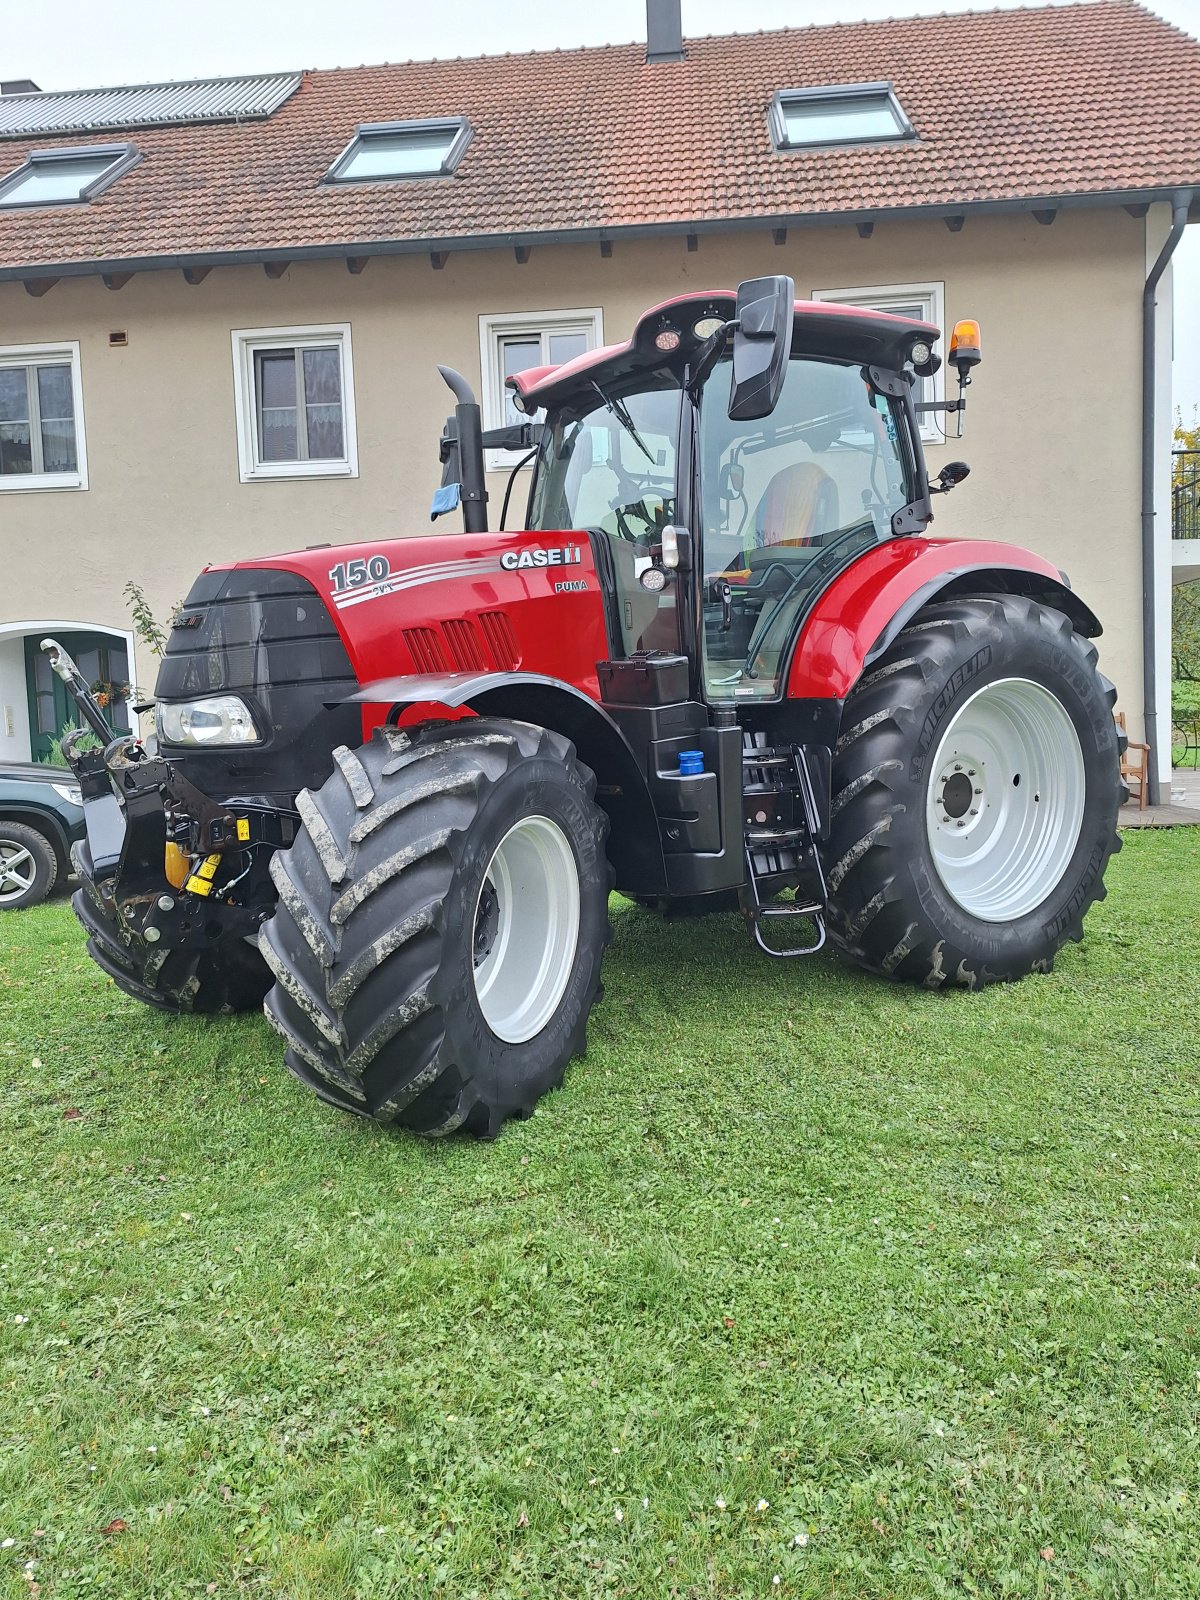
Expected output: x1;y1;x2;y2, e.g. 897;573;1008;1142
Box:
472;815;581;1044
0;841;36;902
925;676;1086;922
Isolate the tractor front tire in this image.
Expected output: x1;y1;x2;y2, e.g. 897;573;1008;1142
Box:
824;595;1121;987
258;720;610;1136
72;841;272;1013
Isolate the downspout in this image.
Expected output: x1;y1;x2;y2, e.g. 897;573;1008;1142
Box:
1142;190;1192;804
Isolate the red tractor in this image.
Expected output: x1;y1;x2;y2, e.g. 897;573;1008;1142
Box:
49;276;1121;1136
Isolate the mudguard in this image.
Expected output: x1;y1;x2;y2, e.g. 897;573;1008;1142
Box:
785;537;1101;701
341;670;668;895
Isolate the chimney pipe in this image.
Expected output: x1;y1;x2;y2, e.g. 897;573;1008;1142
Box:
646;0;685;63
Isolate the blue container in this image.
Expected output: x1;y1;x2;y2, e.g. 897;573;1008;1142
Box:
678;749;705;776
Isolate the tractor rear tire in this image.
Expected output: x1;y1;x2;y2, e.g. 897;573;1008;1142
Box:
258;720;610;1136
823;595;1121;987
72;841;272;1014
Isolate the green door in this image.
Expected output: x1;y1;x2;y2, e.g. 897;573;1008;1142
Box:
24;632;131;762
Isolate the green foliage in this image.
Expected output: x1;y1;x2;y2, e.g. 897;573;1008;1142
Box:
2;834;1200;1598
122;580;171;660
1173;582;1200;683
1174;408;1199;460
36;725;101;769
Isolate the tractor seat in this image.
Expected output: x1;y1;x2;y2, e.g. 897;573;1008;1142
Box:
754;462;838;550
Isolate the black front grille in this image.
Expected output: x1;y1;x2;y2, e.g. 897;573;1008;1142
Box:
155;567;361;801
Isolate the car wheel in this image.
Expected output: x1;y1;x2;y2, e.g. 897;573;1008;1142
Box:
0;821;58;911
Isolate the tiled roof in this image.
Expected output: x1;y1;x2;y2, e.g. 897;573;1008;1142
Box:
1;1;1198;279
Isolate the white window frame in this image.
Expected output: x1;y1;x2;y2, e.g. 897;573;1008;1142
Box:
0;341;88;493
230;323;358;483
810;281;946;443
478;307;603;470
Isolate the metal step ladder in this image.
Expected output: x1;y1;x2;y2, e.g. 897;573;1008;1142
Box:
739;736;828;959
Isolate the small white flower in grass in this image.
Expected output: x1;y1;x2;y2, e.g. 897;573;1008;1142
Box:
614;1507;623;1523
373;1526;386;1536
772;1577;781;1588
757;1499;770;1512
793;1532;809;1547
642;1497;649;1509
1;1538;14;1549
147;1446;157;1454
13;1316;28;1325
715;1498;726;1511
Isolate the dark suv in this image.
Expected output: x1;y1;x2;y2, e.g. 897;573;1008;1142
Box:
0;762;86;910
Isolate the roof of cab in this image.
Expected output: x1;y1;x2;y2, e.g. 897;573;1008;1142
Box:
507;291;939;412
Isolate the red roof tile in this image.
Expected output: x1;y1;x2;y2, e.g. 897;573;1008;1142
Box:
2;1;1199;278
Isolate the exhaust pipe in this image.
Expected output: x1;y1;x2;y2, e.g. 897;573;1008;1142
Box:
436;366;488;534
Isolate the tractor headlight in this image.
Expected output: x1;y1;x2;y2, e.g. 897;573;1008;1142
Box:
156;695;262;747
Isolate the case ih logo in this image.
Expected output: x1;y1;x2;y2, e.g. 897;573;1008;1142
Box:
500;544;583;572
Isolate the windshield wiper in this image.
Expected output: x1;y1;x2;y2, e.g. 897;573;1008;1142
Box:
592;381;656;464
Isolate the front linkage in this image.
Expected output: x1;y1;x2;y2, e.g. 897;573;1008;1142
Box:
43;640;284;1009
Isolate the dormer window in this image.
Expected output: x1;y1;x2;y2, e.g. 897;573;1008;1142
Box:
770;84;914;150
0;143;139;208
325;118;471;183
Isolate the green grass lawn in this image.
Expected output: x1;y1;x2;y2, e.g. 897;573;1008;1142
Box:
2;830;1199;1599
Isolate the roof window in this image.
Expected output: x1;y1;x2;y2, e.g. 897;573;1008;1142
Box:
325;118;471;183
0;143;138;208
770;84;914;150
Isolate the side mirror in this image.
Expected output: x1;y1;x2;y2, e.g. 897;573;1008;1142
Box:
718;462;745;501
933;460;971;494
729;274;794;421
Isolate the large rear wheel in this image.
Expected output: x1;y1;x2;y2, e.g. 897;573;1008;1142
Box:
259;720;610;1136
823;595;1121;986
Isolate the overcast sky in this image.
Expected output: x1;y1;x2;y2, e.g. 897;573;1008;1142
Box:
5;0;1197;419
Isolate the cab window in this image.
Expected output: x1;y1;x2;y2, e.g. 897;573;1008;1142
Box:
528;379;682;656
700;356;911;700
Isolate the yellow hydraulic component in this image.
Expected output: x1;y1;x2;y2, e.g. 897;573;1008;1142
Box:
164;841;191;890
184;853;222;898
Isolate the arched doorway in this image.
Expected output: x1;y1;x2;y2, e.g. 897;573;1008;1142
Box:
0;620;137;764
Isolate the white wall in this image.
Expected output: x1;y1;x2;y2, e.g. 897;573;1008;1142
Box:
0;635;32;762
0;208;1152;735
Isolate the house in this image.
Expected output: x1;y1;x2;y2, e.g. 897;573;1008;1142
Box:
1;0;1197;792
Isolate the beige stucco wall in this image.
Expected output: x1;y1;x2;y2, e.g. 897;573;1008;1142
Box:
0;207;1150;748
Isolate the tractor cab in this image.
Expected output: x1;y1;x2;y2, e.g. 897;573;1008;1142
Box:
508;279;961;703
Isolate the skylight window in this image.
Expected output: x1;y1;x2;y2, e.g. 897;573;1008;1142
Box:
325;118;471;183
0;143;139;208
770;84;914;150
